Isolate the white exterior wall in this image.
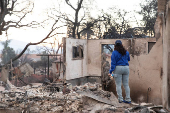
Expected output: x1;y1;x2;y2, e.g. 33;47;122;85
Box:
66;38;88;80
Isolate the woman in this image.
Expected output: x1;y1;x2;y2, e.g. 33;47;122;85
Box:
108;40;131;103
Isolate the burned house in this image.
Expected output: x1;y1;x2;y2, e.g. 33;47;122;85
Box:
1;0;170;112
60;0;170;110
62;36;162;105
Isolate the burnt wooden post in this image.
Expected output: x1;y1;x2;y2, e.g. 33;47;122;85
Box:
45;62;46;78
63;38;66;83
37;54;62;80
48;55;49;79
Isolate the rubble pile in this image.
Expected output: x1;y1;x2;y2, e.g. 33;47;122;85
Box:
0;82;168;113
0;83;83;113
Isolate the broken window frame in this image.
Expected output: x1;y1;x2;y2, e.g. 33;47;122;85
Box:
72;45;84;60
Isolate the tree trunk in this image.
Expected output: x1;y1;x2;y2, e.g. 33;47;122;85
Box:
72;0;83;38
0;0;7;34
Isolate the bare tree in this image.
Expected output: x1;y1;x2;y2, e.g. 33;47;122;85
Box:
0;0;43;36
65;0;84;38
50;0;104;39
116;10;131;38
138;0;157;37
35;38;63;61
101;8;137;39
0;18;66;84
0;0;16;35
4;19;65;66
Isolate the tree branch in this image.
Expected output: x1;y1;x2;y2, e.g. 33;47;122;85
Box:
77;0;83;11
1;1;35;33
7;0;17;11
78;10;85;23
5;21;64;65
65;0;76;11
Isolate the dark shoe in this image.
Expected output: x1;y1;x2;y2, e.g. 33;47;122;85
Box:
119;100;123;103
123;100;131;104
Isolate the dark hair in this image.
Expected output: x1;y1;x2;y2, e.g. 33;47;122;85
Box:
114;45;127;55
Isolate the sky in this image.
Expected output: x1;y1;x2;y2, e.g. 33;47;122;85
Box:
96;0;141;11
1;0;144;44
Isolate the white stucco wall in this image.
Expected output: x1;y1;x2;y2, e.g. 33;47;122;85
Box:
66;38;88;80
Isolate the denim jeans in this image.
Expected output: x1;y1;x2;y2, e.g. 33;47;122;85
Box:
114;66;131;102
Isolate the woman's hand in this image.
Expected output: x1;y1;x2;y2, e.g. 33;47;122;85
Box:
108;73;114;79
108;73;111;77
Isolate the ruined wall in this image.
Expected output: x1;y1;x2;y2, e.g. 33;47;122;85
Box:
157;0;170;109
130;38;156;56
129;37;163;105
65;38;88;80
87;39;130;76
162;2;170;109
87;38;156;76
87;38;162;105
65;37;162;104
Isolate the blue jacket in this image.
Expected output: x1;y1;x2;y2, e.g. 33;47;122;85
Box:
109;50;130;74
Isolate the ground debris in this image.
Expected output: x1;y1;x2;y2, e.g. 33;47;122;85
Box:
0;82;168;113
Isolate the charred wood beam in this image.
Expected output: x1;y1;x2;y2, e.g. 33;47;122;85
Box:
37;54;62;56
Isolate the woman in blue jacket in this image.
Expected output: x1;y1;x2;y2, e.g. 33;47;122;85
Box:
108;40;131;103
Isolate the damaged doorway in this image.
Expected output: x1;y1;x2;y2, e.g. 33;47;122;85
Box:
101;44;114;90
102;44;114;63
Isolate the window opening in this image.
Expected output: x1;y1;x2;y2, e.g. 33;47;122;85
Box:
148;42;156;53
72;45;83;59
